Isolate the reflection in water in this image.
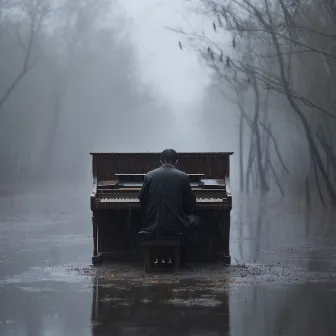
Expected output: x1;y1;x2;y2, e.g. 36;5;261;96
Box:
2;190;336;335
91;277;230;336
0;282;92;336
230;192;336;268
229;283;336;336
2;277;336;336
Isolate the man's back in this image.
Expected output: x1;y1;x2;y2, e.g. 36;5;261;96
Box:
139;163;196;234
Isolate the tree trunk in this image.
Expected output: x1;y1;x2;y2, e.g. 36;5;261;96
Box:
270;26;336;205
251;75;268;191
239;107;244;192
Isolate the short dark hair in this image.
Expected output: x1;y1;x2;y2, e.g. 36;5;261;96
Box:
161;149;178;164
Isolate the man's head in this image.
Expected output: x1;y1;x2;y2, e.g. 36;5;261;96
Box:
160;149;178;165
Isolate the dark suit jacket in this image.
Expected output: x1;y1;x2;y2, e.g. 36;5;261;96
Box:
139;163;196;234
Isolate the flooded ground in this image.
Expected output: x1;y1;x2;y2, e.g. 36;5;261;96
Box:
1;187;336;335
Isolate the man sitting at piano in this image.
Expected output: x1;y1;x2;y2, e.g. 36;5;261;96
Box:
138;149;203;249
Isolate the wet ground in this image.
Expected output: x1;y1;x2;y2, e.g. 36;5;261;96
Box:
1;187;336;335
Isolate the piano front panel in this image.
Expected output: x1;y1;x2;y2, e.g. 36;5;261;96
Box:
93;206;227;262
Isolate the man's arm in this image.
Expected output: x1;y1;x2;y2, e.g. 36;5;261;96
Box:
139;175;149;217
182;175;196;215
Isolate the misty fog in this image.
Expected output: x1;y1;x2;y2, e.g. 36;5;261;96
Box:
1;0;336;209
0;0;253;196
0;0;188;190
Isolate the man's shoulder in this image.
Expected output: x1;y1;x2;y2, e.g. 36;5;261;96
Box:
169;168;189;183
145;168;161;178
174;168;188;178
145;167;187;178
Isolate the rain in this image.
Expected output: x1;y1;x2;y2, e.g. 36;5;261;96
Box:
1;0;336;335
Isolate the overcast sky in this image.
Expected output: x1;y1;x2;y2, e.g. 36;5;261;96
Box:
117;0;238;154
119;0;210;115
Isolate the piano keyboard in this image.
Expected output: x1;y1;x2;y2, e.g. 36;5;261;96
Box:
99;197;224;203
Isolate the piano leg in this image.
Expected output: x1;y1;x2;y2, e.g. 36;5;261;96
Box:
223;210;231;265
92;213;100;265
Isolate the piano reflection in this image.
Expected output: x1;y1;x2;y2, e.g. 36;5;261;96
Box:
91;276;230;335
90;152;233;264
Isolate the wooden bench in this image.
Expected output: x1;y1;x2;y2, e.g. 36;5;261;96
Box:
139;236;182;273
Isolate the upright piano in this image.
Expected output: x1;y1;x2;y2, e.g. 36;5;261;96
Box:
90;152;233;264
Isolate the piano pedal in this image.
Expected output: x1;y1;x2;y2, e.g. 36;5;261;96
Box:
168;258;172;264
154;258;159;264
161;258;166;264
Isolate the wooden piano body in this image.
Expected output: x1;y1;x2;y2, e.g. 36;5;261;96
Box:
90;152;233;264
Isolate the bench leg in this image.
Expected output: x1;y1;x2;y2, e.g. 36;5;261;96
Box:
143;247;150;272
174;246;180;271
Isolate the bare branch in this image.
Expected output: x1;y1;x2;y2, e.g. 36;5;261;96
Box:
269;160;285;197
0;0;47;112
259;121;290;174
312;156;327;208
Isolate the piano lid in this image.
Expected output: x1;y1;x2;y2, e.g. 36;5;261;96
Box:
90;151;234;155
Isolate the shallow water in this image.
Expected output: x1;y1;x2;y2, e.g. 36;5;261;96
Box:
1;187;336;335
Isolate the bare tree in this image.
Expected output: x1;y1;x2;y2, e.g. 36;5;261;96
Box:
0;0;50;113
169;11;288;195
174;0;336;205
